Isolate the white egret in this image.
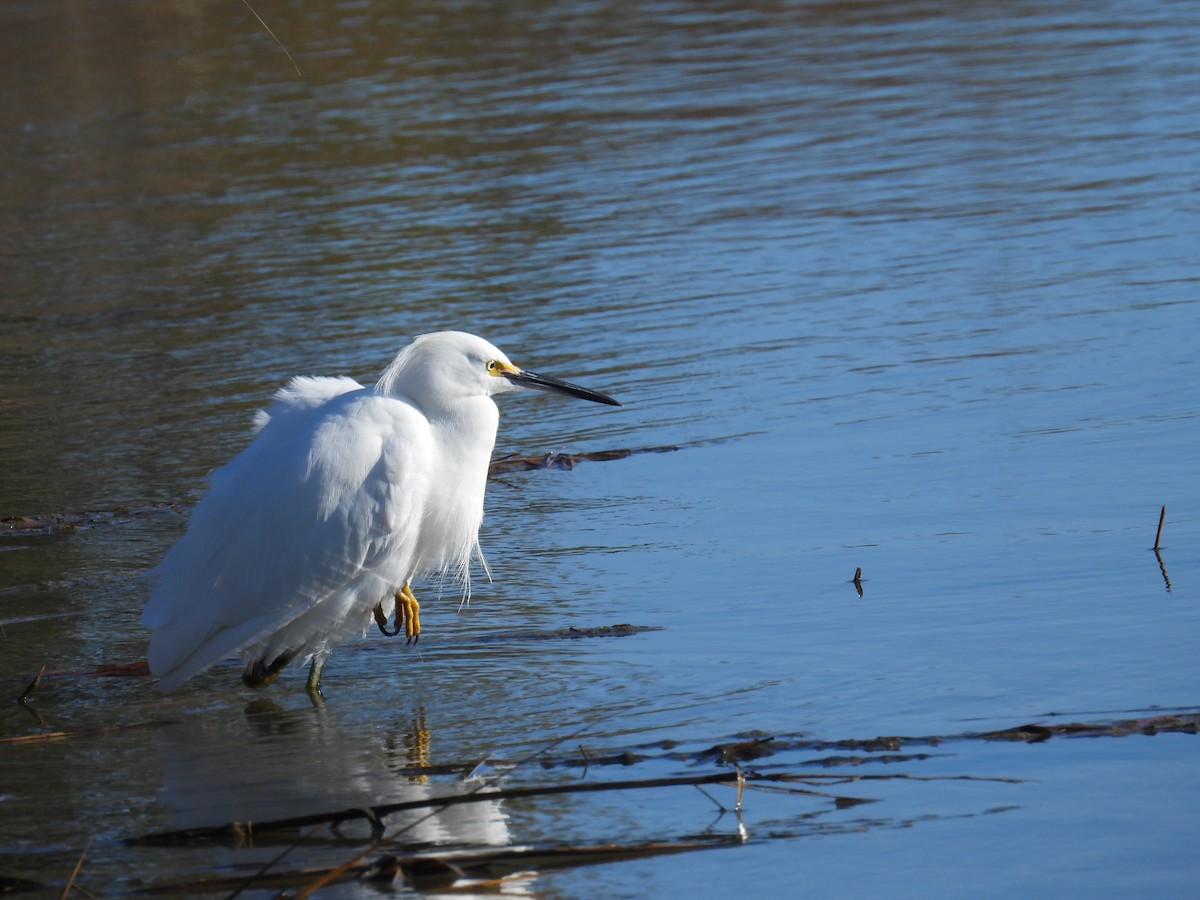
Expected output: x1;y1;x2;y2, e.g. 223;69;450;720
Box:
141;331;620;694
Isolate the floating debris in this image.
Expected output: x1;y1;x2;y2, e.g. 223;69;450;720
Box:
0;719;175;746
0;503;186;537
474;623;656;643
487;439;703;475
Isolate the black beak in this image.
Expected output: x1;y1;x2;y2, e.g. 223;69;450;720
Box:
504;369;622;407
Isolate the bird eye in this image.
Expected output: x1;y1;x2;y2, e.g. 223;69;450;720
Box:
485;359;499;374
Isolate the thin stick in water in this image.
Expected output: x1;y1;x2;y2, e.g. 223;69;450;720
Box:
58;837;92;900
18;665;45;703
1154;505;1166;551
240;0;302;77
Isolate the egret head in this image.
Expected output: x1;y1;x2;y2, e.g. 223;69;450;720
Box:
375;331;621;411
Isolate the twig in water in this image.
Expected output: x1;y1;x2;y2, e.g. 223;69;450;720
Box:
693;782;727;812
1154;504;1166;551
224;831;316;900
18;665;45;703
240;0;302;77
0;719;174;745
59;837;92;899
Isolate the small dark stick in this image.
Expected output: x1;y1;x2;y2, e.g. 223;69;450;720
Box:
17;665;45;704
1154;505;1166;551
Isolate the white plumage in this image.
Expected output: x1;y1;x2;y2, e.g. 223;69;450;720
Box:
142;331;619;693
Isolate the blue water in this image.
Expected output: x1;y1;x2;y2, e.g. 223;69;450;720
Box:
2;0;1198;895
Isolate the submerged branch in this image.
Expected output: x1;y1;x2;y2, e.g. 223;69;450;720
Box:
487;435;752;476
0;503;186;537
0;719;175;746
134;836;738;895
488;442;676;475
129;771;744;846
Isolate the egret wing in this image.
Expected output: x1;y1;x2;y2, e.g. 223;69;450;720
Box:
143;380;433;688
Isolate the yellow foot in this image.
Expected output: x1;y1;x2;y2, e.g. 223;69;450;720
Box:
398;583;421;644
372;583;421;644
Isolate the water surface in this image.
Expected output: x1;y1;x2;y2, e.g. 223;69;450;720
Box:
2;0;1198;895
